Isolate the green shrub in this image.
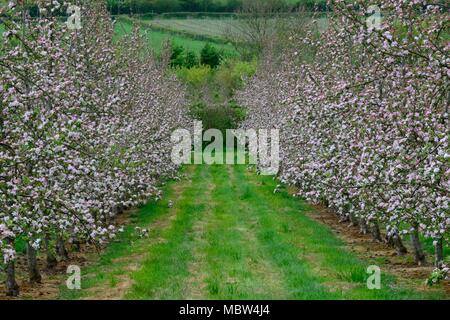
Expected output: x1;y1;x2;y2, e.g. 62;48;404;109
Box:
170;44;200;69
233;60;257;79
189;100;246;133
184;50;200;68
228;100;247;123
170;44;186;68
176;65;212;89
215;59;257;97
200;43;222;69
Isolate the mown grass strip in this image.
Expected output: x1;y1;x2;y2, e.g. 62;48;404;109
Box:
241;166;446;300
233;165;337;299
59;162;446;300
125;165;211;299
201;165;286;299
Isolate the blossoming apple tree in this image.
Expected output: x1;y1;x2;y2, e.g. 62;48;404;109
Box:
0;0;188;296
238;0;449;271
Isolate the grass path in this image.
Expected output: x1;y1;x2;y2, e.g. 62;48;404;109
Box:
59;164;446;300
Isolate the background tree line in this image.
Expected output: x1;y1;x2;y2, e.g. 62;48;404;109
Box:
105;0;329;15
0;1;330;17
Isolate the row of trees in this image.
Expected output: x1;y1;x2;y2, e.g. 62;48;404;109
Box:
238;0;449;272
0;1;189;296
105;0;330;15
106;0;243;14
0;0;333;17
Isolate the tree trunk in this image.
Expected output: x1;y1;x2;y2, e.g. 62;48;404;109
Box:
70;228;81;252
385;233;394;246
434;238;444;268
56;236;69;260
27;242;42;283
6;259;19;296
370;223;383;242
411;227;426;265
72;237;81;252
349;213;358;227
359;219;369;234
5;238;19;296
394;236;408;256
387;231;408;256
44;236;57;269
117;203;125;215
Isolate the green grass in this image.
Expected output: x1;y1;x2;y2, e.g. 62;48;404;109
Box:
59;161;448;300
239;167;443;299
126;165;211;299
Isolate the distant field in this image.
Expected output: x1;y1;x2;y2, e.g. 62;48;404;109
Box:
0;12;327;54
139;17;239;41
0;18;236;56
114;18;237;56
136;15;329;42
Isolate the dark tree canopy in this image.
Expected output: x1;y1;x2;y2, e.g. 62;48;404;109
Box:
106;0;244;14
200;43;222;69
105;0;328;14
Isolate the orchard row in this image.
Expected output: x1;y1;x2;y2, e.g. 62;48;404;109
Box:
0;1;189;296
238;0;449;275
